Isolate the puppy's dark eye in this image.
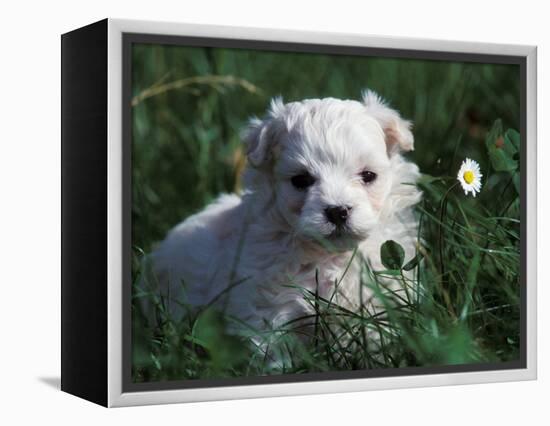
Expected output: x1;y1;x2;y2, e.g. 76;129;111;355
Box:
360;170;377;184
291;172;315;190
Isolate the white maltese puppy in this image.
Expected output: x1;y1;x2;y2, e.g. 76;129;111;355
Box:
142;90;421;349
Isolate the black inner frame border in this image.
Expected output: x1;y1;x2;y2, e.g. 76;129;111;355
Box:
122;32;528;393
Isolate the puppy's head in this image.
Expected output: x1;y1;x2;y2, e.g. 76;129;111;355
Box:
243;91;417;250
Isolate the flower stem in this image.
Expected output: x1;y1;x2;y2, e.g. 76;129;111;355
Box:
438;181;459;316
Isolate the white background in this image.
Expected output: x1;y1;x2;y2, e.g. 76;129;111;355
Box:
0;0;546;424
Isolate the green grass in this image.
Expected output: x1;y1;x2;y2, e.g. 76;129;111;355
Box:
130;43;521;383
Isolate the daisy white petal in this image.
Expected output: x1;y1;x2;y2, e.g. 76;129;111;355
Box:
457;158;483;197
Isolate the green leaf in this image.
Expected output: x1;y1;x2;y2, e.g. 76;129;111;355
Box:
374;269;402;276
380;240;405;271
513;171;521;194
505;128;520;152
417;174;443;185
192;308;247;369
403;252;424;271
193;308;226;350
485;120;518;172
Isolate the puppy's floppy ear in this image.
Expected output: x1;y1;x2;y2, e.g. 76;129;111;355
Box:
241;117;272;167
362;90;414;155
241;97;285;167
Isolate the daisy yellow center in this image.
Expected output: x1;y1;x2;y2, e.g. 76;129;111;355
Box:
463;170;475;184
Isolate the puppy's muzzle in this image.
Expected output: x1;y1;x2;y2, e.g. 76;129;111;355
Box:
324;205;351;226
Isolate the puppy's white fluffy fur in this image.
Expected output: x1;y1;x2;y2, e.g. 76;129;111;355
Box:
144;91;421;339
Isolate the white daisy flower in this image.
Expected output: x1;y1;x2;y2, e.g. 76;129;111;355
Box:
457;158;483;197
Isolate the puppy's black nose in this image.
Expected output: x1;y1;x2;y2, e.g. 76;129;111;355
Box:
325;205;350;226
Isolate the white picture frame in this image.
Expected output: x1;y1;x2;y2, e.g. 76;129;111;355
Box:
61;18;537;407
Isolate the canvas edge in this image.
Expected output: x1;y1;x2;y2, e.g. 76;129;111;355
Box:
106;18;537;407
61;18;109;407
525;45;537;380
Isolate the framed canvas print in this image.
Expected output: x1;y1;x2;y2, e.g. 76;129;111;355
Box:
61;18;537;407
